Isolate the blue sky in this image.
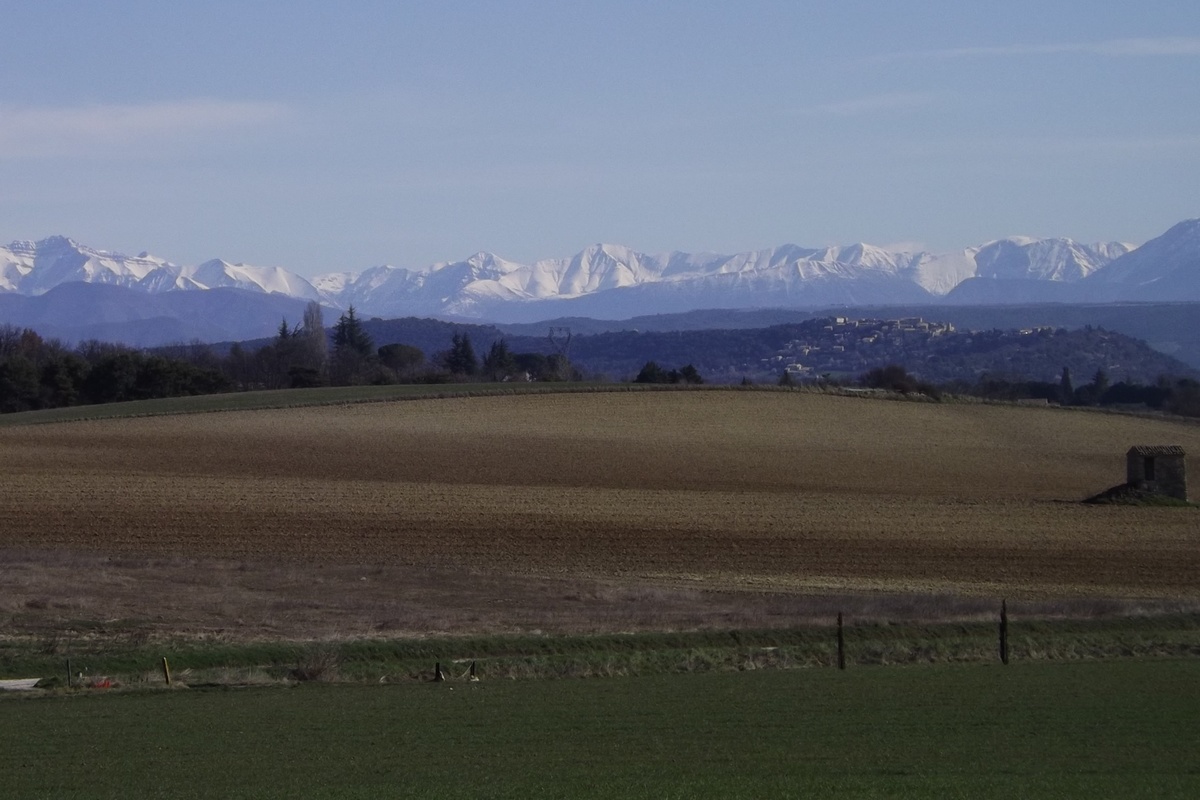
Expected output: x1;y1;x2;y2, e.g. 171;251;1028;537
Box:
2;1;1199;276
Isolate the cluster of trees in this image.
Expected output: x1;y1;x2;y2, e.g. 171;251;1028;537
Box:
633;361;704;384
859;364;941;398
467;336;581;382
231;309;583;388
222;301;332;389
223;304;438;388
0;326;229;413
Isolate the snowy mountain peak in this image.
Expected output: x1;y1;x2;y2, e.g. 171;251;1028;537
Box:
1084;217;1200;293
33;235;82;253
458;251;524;279
178;259;324;300
311;269;363;296
973;237;1131;282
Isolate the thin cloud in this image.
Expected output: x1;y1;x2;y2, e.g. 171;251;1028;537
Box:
988;133;1200;155
803;92;938;117
0;99;290;158
1064;133;1200;153
881;36;1200;61
886;133;1200;162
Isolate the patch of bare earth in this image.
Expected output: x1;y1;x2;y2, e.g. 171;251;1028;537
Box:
2;392;1198;644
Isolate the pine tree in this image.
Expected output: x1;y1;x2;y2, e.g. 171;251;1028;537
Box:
443;333;479;376
482;339;515;381
270;317;303;389
330;306;375;384
332;306;373;358
634;361;668;384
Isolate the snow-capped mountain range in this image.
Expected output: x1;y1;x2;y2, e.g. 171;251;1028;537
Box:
2;219;1199;326
0;236;323;301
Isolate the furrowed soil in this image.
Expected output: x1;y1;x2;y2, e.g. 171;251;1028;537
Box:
2;391;1198;642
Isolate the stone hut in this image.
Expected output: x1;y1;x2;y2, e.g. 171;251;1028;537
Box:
1126;445;1188;501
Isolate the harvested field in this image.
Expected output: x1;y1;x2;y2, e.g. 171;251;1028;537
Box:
2;392;1198;640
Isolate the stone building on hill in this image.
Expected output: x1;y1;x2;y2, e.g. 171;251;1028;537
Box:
1126;445;1188;501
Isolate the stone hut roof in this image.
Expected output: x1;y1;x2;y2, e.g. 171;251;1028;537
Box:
1127;445;1186;457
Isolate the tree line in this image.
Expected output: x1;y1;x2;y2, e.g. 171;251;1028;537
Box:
633;361;704;385
855;363;1200;418
963;366;1200;417
0;303;586;414
0;326;229;413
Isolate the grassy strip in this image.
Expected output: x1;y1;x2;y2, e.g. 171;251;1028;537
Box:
2;661;1198;798
5;614;1197;687
0;382;606;426
0;380;950;427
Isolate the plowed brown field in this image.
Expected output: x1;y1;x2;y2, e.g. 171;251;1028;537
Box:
3;392;1197;602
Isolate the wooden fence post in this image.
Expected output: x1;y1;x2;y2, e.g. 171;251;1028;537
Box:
434;662;445;682
66;658;73;688
161;657;172;686
837;612;846;670
999;599;1009;665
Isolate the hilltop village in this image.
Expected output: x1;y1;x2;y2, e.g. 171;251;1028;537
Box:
768;317;957;378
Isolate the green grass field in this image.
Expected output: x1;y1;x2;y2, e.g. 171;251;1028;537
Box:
2;661;1198;799
0;381;663;427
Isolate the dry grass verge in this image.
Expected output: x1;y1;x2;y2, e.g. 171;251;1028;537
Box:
3;549;1195;650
